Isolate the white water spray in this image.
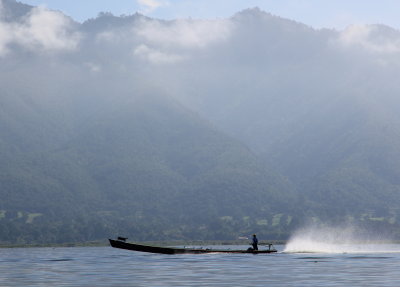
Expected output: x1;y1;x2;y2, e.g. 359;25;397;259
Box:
284;223;398;254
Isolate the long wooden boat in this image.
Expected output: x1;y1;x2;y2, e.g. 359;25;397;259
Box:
109;238;277;254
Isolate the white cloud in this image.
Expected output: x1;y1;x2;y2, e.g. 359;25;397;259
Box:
85;62;102;72
96;30;117;42
0;23;12;55
133;44;184;64
137;0;168;14
130;18;233;64
337;25;400;54
95;16;233;64
135;18;233;49
0;6;81;56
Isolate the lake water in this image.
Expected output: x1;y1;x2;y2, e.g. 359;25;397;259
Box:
1;243;400;286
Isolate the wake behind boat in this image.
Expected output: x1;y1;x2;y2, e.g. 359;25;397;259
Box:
109;237;277;254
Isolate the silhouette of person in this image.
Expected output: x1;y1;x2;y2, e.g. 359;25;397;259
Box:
252;234;258;250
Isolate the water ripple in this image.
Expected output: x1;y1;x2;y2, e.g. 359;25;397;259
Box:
1;245;400;286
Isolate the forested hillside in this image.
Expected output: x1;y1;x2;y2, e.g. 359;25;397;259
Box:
1;1;400;243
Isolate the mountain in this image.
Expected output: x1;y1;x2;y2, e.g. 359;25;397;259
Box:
168;13;400;221
0;0;32;22
1;1;400;243
0;76;295;242
0;16;294;242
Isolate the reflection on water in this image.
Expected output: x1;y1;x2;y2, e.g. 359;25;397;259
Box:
1;245;400;286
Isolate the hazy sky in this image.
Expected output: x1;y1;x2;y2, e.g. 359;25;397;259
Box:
17;0;400;30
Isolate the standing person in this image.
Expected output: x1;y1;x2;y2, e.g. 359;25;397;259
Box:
252;234;258;251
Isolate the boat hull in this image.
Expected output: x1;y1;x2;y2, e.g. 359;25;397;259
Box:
109;239;277;254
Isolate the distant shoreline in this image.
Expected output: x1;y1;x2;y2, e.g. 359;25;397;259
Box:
2;239;400;248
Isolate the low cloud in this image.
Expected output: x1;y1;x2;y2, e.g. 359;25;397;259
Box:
133;44;184;64
96;30;116;43
337;24;400;54
0;22;12;55
0;6;81;56
135;18;233;49
84;62;102;72
131;18;233;64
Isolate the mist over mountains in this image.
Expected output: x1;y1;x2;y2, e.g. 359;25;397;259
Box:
1;0;400;243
